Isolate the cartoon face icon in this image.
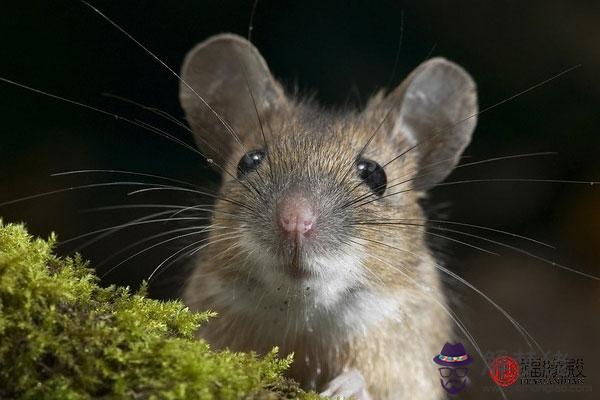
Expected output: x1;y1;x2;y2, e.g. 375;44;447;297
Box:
438;366;469;395
433;342;474;395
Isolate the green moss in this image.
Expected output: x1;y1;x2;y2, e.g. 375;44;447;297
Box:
0;221;321;400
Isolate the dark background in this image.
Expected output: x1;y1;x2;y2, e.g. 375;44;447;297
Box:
0;1;598;398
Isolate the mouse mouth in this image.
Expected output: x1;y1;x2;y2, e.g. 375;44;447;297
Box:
280;242;313;280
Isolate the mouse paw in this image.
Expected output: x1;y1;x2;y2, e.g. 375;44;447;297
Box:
320;369;372;400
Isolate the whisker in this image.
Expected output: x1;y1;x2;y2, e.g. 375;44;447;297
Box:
0;181;157;208
147;231;243;282
428;225;599;281
0;76;248;191
70;209;184;251
353;177;600;209
102;93;256;193
423;43;438;60
344;156;460;208
340;101;397;187
125;185;258;214
102;92;191;131
338;10;405;187
393;64;582;170
436;178;600;187
351;218;555;249
60;214;209;247
345;151;560;208
477;64;582;117
242;2;273;184
353;221;600;280
96;225;216;268
455;151;557;170
167;203;223;218
350;65;582;192
80;203;236;220
383;9;405;91
354;236;542;354
79;1;251;161
102;226;236;280
52;169;203;189
352;224;498;256
132;118;258;195
389;151;559;192
81;204;208;213
0;76;204;156
352;244;508;400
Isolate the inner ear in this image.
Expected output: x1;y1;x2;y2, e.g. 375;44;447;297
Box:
179;33;285;167
378;58;478;190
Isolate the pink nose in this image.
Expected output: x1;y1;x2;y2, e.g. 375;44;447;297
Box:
277;195;316;237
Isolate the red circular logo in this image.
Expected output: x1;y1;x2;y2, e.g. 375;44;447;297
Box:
489;356;520;387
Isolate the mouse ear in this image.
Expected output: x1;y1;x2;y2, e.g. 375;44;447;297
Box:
179;33;285;167
375;58;477;191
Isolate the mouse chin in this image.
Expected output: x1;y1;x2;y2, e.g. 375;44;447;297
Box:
282;262;312;280
278;250;365;290
279;245;314;280
240;234;364;291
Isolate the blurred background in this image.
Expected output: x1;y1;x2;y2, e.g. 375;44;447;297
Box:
0;1;598;398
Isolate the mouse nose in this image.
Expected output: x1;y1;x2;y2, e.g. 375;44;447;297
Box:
277;194;316;237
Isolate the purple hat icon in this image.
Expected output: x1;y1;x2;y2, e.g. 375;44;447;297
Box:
433;342;474;367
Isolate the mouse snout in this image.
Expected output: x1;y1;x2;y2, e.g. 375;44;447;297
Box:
277;194;316;238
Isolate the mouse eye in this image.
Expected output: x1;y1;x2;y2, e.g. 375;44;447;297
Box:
356;158;387;196
237;149;266;178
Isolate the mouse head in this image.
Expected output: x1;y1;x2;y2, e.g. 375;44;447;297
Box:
180;34;477;297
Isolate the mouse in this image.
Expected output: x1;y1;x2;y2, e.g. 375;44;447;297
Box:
180;33;478;399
